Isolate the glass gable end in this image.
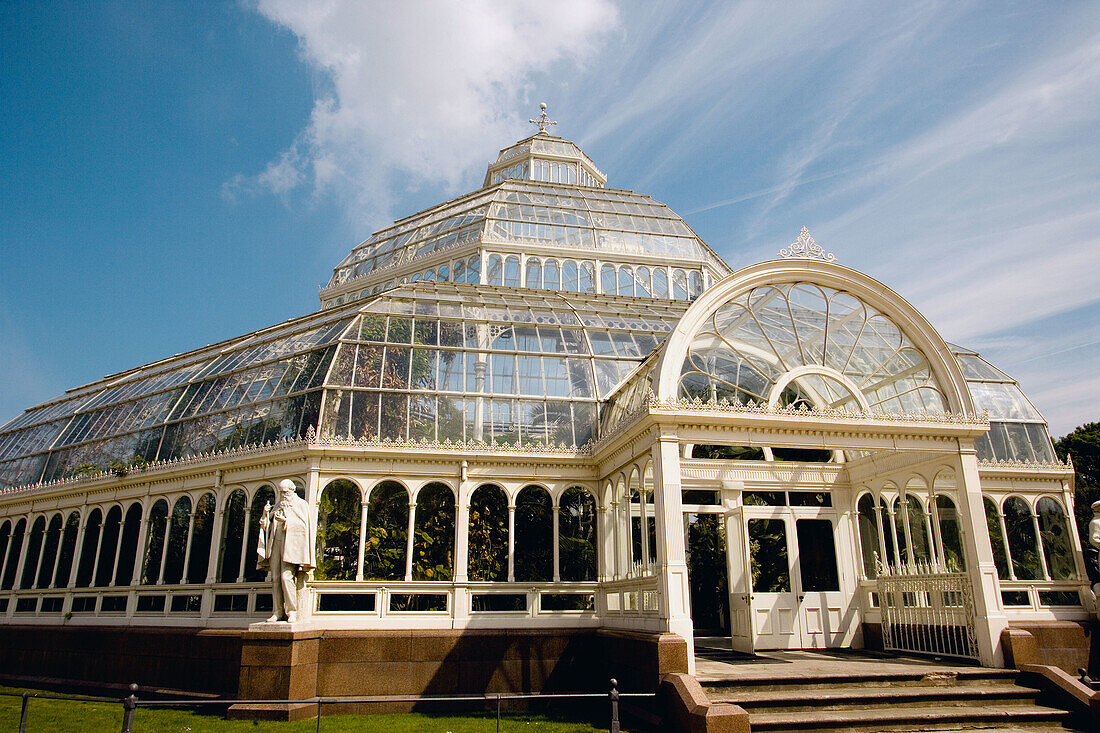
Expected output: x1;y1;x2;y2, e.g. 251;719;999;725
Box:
949;345;1057;463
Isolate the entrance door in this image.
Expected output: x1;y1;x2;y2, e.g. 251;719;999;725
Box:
746;513;845;649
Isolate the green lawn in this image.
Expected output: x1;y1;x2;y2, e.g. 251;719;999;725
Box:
0;687;629;732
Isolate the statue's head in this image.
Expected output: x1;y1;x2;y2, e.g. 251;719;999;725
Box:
1092;499;1100;515
278;479;298;498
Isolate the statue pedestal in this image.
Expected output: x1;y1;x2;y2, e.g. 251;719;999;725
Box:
227;625;323;721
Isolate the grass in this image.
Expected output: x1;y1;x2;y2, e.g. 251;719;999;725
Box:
0;686;628;732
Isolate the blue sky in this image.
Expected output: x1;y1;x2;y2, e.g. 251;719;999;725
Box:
2;1;1098;437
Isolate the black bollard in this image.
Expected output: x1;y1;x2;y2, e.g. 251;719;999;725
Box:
609;678;620;733
120;683;138;733
18;691;30;733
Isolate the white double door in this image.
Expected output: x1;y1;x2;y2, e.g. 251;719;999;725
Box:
734;509;849;650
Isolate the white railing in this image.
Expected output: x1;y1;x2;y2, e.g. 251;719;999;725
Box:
876;561;978;661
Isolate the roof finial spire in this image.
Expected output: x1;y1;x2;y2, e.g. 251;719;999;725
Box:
529;102;557;135
780;227;837;262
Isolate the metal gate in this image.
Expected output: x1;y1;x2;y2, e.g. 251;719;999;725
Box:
876;562;978;661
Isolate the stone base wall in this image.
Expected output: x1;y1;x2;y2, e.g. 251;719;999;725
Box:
1001;620;1095;675
231;627;687;720
0;625;243;695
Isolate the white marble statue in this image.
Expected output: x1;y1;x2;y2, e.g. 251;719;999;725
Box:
1090;500;1100;592
257;479;316;623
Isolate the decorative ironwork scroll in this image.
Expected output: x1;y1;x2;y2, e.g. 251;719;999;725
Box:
780;227;836;262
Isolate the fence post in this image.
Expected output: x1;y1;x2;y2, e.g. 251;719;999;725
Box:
316;697;322;733
120;683;138;733
496;692;501;733
18;691;30;733
609;678;620;733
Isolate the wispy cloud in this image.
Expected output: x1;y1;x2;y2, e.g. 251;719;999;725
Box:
231;0;619;227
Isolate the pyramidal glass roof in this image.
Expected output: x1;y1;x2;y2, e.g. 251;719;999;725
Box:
323;124;731;301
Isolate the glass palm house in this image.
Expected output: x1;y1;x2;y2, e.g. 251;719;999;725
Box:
0;111;1085;682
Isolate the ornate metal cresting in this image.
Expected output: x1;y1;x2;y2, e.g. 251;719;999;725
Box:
780;227;836;262
530;102;557;134
875;559;979;661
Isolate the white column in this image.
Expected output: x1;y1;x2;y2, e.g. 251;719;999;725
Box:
954;448;1009;667
996;507;1016;581
552;500;561;582
11;515;33;590
156;512;171;585
597;502;612;582
48;522;64;589
1029;508;1051;581
886;503;903;569
130;509;150;587
88;514;106;587
206;505;227;585
180;511;196;584
236;507;252;584
108;520;125;586
1061;480;1089;584
873;497;889;572
507;502;516;582
455;490;470;583
928;492;945;567
404;501;417;582
356;501;368;582
67;510;88;589
652;434;695;673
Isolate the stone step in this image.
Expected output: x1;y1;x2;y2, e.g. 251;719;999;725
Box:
713;682;1042;713
701;669;1018;693
746;702;1075;732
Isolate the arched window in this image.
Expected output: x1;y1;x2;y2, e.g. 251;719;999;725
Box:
856;494;879;578
452;258;466;284
162;497;192;585
934;495;965;571
54;512;80;588
1003;496;1041;580
579;262;595;293
316;479;361;581
983;496;1011;579
218;489;248;583
437;263;449;282
94;507;122;587
243;486;276;582
141;500;169;585
74;511;101;588
653;268;669;299
636;266;652;298
689;270;704;299
468;484;508;581
503;256;521;287
879;497;896;568
559;487;597;581
0;521;9;588
487;254;503;286
1037;497;1076;580
525;258;542;289
186;493;216;584
413;483;455;580
35;514;63;590
600;264;616;295
364;481;408;581
515;485;552;581
893;494;932;566
618;266;635;297
114;503;143;586
466;255;480;283
20;516;46;590
543;259;560;291
562;261;579;292
672;269;688;300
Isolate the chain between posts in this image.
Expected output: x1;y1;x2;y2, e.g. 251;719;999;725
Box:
6;679;641;732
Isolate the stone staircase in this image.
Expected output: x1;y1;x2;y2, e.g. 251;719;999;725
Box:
703;668;1087;732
